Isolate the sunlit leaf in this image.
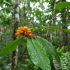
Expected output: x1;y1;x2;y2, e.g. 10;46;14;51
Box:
56;46;64;53
59;46;64;53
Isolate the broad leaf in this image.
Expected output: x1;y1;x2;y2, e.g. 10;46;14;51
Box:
36;36;60;64
27;38;51;70
55;2;70;10
1;37;23;56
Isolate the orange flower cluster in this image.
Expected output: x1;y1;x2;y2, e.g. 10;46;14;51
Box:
15;26;33;38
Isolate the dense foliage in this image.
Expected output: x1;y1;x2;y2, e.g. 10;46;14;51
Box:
0;0;70;70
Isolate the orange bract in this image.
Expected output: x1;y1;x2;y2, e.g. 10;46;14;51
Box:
27;31;31;34
17;30;23;34
15;26;33;38
23;26;28;30
18;27;22;30
15;32;20;36
28;33;33;38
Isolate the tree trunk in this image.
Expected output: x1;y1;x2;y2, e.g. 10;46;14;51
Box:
49;0;56;42
51;0;61;70
11;0;19;70
61;0;69;47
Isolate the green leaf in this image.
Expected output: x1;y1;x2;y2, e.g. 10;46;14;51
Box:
1;37;23;56
30;0;40;2
32;26;61;32
64;29;70;34
56;46;64;53
59;46;64;53
55;2;70;10
36;36;60;64
27;38;51;70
